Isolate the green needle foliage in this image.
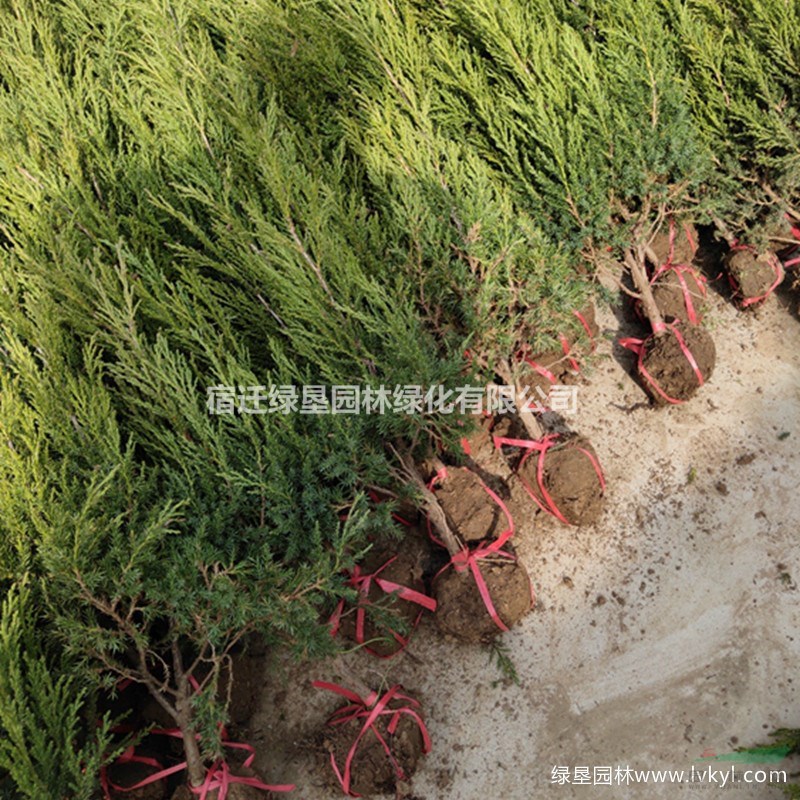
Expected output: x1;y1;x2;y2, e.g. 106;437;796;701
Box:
0;584;122;800
664;0;800;242
431;0;718;257
0;0;424;789
1;0;800;796
301;0;592;364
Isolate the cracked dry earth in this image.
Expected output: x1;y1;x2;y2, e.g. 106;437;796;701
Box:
244;285;800;800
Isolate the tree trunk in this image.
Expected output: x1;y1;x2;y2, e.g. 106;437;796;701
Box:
495;362;544;441
625;247;665;334
178;711;207;789
172;640;207;788
396;447;463;557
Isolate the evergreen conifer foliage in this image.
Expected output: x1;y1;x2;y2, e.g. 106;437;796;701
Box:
0;584;122;800
665;0;800;244
0;0;392;791
313;0;590;367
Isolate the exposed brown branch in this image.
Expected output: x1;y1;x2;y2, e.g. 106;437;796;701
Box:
495;360;544;442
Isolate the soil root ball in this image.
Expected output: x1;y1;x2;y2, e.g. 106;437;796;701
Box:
650;222;698;268
725;247;784;307
322;695;426;796
518;435;605;526
650;266;707;324
434;467;509;543
434;557;532;643
640;324;715;404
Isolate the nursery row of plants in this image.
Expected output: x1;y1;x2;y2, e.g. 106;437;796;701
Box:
0;0;799;797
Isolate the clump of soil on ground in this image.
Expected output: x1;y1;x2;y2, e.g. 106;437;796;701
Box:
434;557;532;643
640;324;716;404
336;530;432;657
320;699;425;796
518;435;605;526
650;268;707;323
725;248;784;305
435;468;508;543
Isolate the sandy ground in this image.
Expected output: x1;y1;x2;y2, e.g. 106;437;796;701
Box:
245;280;800;800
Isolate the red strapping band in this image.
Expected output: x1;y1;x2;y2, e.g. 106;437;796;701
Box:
559;334;580;373
312;682;431;798
619;322;704;405
643;219;707;325
427;467;529;631
492;434;605;525
781;212;800;267
329;556;437;658
573;309;596;352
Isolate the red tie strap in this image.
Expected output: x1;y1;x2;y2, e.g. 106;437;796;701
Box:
515;344;559;387
640;220;706;325
619;322;704;405
100;680;294;798
427;467;529;631
524;357;559;385
559;334;580;374
329;556;437;658
436;536;531;632
573;309;596;352
652;263;707;324
312;682;431;798
492;434;605;525
782;212;800;266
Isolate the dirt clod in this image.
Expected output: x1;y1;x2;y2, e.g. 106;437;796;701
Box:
518;435;605;526
650;223;698;267
434;557;532;642
640;325;716;404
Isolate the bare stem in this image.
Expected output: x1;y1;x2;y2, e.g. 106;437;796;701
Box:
496;360;544;441
172;641;206;788
624;247;665;334
390;445;463;557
